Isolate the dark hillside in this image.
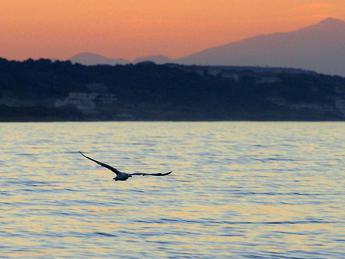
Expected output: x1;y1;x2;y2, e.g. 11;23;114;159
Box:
1;58;345;121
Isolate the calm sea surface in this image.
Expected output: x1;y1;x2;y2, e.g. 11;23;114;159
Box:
0;122;344;258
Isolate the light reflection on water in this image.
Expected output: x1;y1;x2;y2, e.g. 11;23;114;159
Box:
0;122;345;258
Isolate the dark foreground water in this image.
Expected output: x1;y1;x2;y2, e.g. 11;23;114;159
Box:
0;122;344;258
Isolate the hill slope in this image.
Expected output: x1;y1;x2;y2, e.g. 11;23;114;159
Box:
134;55;173;64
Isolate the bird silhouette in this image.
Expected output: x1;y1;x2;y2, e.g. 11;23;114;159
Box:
79;152;172;181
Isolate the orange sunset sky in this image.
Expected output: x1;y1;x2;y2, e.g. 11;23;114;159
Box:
1;0;345;61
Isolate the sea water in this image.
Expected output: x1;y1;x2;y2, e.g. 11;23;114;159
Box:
0;122;344;258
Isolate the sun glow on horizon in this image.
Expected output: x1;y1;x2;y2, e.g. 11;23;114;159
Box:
1;0;345;60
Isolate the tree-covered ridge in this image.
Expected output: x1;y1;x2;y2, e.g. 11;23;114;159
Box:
0;58;345;121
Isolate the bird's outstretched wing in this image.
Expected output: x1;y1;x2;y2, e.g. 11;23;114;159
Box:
79;152;120;175
130;171;172;177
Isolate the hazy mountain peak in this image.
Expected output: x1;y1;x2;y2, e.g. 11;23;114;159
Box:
70;52;128;66
305;17;345;32
318;17;345;26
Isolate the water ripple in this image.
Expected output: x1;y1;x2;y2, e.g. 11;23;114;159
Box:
0;122;344;258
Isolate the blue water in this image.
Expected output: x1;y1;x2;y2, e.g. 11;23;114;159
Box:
0;122;344;258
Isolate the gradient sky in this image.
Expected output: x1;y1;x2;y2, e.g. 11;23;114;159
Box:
1;0;345;61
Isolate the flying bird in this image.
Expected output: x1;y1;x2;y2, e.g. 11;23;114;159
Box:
79;152;172;181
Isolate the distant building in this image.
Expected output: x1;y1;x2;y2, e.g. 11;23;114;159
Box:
95;93;117;105
55;92;118;114
55;92;98;114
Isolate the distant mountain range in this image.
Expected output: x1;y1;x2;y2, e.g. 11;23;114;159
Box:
70;52;129;65
69;18;345;76
177;18;345;76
